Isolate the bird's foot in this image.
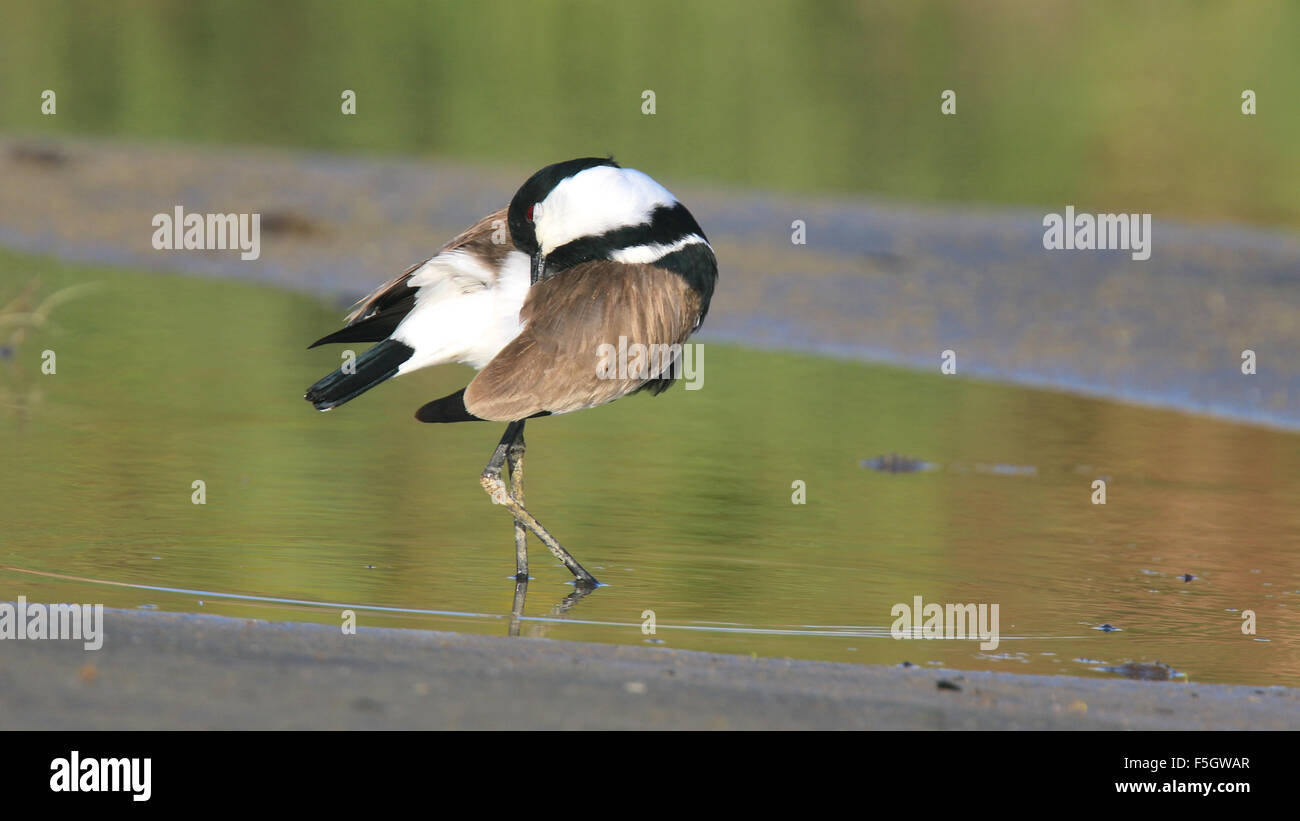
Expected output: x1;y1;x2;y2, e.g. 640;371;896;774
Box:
481;474;511;505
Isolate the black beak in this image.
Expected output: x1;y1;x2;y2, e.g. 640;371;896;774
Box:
531;252;546;285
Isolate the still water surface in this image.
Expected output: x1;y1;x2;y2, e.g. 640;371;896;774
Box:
2;254;1297;686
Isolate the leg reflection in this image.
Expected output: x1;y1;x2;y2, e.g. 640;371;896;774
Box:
506;578;598;638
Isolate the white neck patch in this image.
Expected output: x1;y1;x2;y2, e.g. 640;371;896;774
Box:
609;234;710;265
533;166;678;255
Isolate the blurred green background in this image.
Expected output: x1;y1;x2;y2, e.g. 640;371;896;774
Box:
2;0;1298;226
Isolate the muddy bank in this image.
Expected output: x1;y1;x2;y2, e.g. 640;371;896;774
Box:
1;607;1295;730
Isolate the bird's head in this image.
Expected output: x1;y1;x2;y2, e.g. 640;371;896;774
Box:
507;157;687;283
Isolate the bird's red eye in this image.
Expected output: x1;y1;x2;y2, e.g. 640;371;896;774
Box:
525;204;535;222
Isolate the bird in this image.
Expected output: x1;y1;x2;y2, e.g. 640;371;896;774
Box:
305;157;718;588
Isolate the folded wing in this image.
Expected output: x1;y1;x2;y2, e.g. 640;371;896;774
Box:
308;208;514;350
463;261;703;422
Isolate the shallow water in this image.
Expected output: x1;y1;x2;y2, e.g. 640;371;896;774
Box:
2;253;1298;686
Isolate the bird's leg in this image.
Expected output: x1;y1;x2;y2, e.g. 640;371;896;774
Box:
505;421;528;580
481;421;600;588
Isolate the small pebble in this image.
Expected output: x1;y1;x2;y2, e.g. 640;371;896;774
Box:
77;663;98;685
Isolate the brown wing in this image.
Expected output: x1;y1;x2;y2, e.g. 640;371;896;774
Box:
464;261;702;422
343;208;511;324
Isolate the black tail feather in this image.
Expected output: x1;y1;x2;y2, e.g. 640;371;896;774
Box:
305;339;414;411
415;389;482;423
415;388;552;424
307;312;406;349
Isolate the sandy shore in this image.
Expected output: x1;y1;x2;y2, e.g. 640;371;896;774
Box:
1;607;1295;730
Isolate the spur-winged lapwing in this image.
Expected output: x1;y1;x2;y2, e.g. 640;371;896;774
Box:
305;158;717;587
